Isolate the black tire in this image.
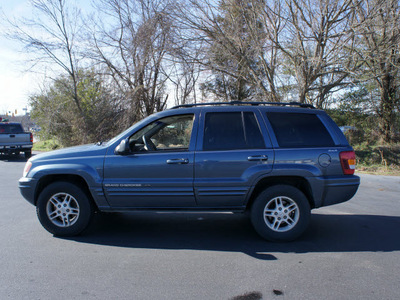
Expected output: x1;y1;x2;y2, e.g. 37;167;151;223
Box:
36;181;94;236
250;185;311;242
25;150;32;159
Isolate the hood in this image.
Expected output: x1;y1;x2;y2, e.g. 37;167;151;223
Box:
30;143;109;162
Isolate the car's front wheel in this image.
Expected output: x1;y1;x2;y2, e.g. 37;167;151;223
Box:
250;185;311;241
36;181;94;236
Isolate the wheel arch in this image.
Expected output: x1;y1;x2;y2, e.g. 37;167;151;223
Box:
34;174;97;209
246;176;315;210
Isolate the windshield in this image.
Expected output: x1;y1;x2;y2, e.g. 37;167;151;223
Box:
104;117;151;146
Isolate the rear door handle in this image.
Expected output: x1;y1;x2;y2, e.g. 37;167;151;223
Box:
248;155;268;161
166;158;189;164
10;135;15;138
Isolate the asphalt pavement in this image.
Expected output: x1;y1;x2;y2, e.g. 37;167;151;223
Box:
1;153;399;300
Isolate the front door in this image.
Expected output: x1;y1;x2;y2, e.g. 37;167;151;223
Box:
103;114;197;208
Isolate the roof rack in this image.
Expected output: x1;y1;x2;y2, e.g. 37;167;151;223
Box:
171;101;315;109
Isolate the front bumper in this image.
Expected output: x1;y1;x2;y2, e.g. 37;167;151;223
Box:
19;177;38;206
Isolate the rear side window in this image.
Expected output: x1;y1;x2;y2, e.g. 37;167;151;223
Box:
203;112;265;151
266;112;335;148
0;124;24;134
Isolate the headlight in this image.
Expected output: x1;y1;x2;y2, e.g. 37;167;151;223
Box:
23;161;32;177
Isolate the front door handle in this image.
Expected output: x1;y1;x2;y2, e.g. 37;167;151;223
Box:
248;155;268;161
166;158;189;164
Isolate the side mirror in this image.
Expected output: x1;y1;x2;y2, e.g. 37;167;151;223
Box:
114;139;130;155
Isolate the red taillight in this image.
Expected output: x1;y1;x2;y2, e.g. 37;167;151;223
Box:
340;151;356;175
30;132;33;143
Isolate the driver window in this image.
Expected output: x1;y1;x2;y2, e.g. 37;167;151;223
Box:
130;114;194;152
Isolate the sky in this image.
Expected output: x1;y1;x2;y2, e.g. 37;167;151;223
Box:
0;0;35;115
0;0;92;116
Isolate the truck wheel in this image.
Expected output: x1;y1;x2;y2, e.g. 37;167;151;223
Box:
25;150;32;159
36;182;94;236
250;185;311;242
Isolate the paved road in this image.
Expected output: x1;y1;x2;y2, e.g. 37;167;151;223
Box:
1;154;400;299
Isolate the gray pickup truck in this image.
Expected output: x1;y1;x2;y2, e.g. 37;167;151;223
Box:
0;122;33;158
19;102;360;241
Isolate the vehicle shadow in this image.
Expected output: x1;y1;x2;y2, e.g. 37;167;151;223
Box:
0;152;37;162
63;212;400;260
0;154;29;162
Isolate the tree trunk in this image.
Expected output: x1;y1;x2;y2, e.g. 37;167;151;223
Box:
378;75;397;143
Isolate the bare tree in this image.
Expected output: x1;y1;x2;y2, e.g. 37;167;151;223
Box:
269;0;355;107
250;0;284;102
174;0;282;102
87;0;173;127
166;58;201;106
6;0;94;142
350;0;400;143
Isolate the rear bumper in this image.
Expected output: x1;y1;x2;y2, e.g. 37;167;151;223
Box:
19;177;38;206
319;175;360;207
0;144;32;153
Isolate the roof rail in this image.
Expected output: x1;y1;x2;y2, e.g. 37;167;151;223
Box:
171;101;315;109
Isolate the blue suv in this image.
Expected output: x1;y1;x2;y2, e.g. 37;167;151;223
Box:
19;102;360;241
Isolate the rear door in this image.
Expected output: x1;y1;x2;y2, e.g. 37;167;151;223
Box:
194;107;274;208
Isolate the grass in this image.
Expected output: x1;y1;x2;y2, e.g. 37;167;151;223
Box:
32;139;62;152
354;143;400;176
356;164;400;176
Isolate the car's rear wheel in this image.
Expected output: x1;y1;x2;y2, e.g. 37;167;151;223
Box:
36;181;94;236
250;185;311;241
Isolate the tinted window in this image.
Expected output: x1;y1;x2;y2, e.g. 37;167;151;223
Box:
0;124;24;134
266;112;335;148
243;112;265;149
203;112;265;151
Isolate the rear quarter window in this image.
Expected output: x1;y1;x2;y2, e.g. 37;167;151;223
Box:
266;112;335;148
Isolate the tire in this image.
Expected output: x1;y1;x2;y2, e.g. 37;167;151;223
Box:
25;150;32;159
250;185;311;242
36;181;94;236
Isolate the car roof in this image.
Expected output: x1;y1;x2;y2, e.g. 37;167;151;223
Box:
166;101;325;115
171;101;315;109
